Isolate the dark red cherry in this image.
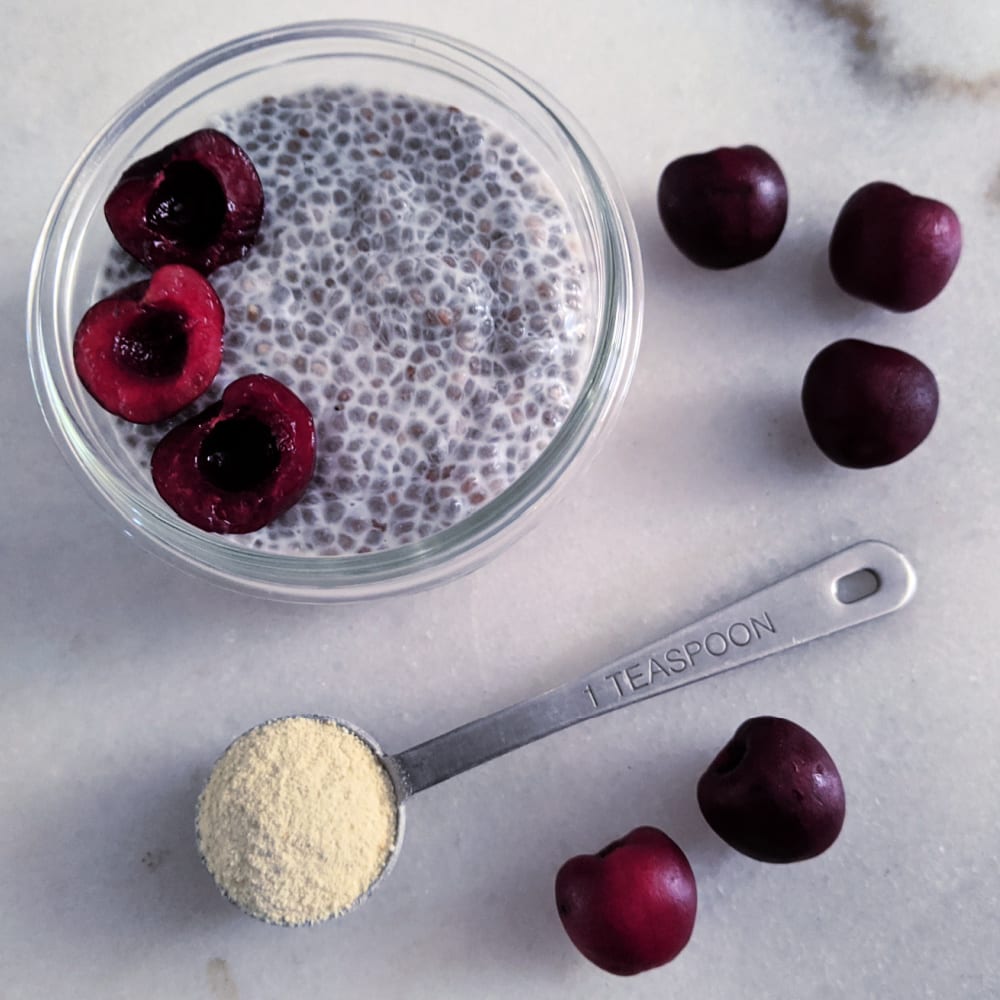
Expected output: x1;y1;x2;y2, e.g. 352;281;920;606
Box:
657;145;788;268
828;181;961;312
104;129;264;274
697;717;845;863
151;375;315;534
555;826;697;975
801;338;939;468
72;264;224;423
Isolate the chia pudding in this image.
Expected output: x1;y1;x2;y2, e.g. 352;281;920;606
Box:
99;85;592;555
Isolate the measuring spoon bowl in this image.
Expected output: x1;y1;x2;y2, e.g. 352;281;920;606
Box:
196;714;406;926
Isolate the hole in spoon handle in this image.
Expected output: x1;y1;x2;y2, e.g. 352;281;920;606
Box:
391;541;915;796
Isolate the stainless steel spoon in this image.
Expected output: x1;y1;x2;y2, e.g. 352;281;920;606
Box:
201;539;916;924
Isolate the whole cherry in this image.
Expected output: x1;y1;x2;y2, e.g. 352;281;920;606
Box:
657;145;788;268
801;338;939;468
828;181;961;312
555;826;697;975
697;716;845;863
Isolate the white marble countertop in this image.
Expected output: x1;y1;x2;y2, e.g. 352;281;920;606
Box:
4;2;999;998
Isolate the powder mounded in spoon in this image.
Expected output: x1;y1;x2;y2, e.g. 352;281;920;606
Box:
197;715;398;925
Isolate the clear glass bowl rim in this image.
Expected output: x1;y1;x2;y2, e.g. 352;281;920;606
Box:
27;19;643;602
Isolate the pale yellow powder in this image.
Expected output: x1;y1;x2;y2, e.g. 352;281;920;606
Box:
196;716;398;925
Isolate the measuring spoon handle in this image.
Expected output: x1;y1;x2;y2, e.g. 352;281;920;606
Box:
390;540;915;798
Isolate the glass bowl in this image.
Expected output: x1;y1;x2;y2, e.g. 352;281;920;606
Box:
28;20;642;602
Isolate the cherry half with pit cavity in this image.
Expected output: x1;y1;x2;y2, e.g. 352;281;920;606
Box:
72;264;224;423
104;129;264;274
152;374;316;534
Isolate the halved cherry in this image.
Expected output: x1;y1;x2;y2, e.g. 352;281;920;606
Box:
73;264;224;423
151;375;316;534
104;129;264;274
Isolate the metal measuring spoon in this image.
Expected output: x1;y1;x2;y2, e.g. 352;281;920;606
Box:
199;540;915;924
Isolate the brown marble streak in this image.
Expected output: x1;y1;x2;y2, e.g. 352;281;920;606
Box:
820;0;880;54
986;171;1000;206
817;0;1000;101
